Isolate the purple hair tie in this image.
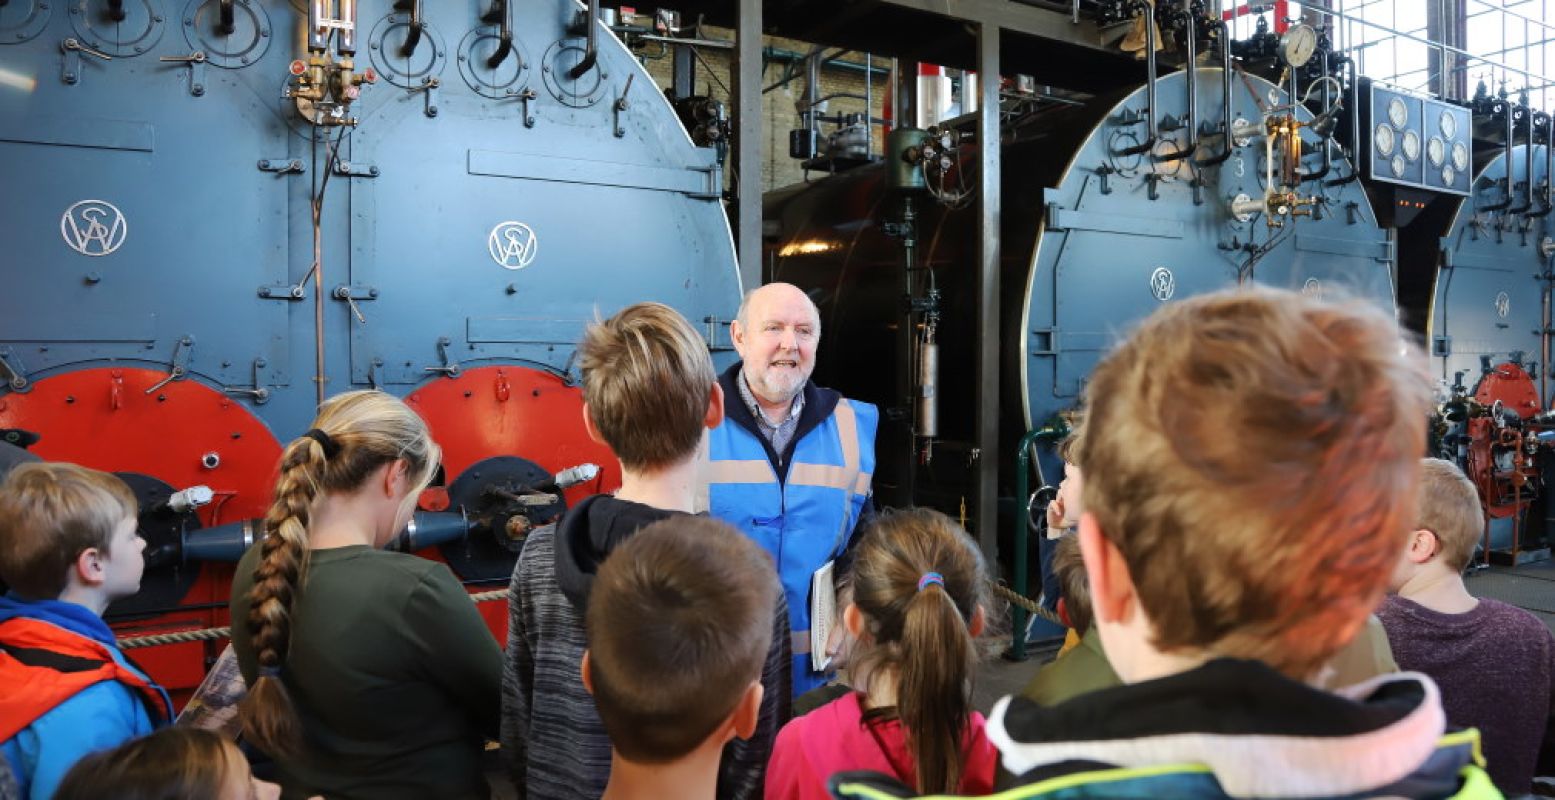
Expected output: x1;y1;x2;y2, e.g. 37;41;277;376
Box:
917;572;945;592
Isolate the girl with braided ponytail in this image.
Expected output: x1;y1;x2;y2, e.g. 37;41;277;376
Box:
764;508;997;798
229;391;502;800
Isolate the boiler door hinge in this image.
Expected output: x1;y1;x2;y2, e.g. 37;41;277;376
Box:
425;336;462;378
1029;328;1058;357
259;284;306;300
145;336;195;394
0;349;30;392
223;357;272;404
701;315;735;352
258;158;306;174
333;160;380;178
334;284;378;324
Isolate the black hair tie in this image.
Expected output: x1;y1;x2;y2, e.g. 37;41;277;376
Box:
303;428;342;460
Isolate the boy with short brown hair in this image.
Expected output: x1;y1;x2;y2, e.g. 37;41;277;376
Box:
502;302;790;800
978;288;1487;798
584;516;777;800
1379;457;1555;795
0;463;171;800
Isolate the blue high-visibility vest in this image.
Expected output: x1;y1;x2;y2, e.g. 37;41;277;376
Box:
706;397;878;697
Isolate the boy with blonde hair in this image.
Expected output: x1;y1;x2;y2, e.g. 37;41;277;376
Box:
1379;457;1554;795
503;302;790;800
0;463;171;800
584;516;777;800
958;288;1488;798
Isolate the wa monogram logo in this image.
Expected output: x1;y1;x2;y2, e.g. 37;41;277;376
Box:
488;221;539;270
61;200;128;257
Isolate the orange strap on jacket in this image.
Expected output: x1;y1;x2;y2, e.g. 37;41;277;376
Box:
0;618;171;741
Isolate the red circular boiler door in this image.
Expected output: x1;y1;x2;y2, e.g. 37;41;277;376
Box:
0;367;283;701
0;368;281;523
405;365;620;640
404;364;620;496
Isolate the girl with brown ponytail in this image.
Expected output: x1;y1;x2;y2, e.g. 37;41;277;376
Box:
229;391;503;800
764;508;997;798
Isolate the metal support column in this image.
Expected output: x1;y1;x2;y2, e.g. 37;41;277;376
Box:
1427;0;1464;101
672;44;695;99
733;0;764;292
975;22;1001;563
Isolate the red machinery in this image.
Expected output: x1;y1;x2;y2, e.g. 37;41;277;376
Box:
1438;361;1555;565
0;368;281;703
0;365;619;707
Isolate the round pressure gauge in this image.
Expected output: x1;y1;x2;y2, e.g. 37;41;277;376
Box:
1374;123;1396;156
1452;141;1470;172
1440;109;1457;139
1279;24;1318;68
1391;154;1407;177
1402;130;1421;161
1388;97;1408;128
1427;136;1446;166
1443;165;1456;185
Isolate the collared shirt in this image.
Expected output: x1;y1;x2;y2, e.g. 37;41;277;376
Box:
738;371;804;461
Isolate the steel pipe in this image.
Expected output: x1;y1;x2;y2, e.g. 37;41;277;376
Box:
567;0;600;79
1117;1;1160;157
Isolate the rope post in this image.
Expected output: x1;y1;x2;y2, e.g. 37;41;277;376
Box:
1009;424;1066;661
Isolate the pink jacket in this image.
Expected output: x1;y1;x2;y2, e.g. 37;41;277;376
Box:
764;692;997;799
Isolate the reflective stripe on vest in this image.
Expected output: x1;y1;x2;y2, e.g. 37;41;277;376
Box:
705;397;878;690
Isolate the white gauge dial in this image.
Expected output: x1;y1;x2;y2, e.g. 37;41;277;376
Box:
1391;154;1407;177
1402;130;1421;160
1427;136;1446;166
1388;97;1408;128
1374;123;1396;156
1279;24;1318;68
1452;141;1470;172
1443;166;1456;185
1440;110;1457;139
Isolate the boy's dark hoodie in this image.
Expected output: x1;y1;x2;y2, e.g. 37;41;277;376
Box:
502;495;792;800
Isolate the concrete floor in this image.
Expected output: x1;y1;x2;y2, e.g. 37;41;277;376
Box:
1467;558;1555;634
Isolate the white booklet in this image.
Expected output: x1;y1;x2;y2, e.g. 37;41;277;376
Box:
810;560;837;672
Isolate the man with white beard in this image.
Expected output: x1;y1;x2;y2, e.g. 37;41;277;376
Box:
705;282;879;697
